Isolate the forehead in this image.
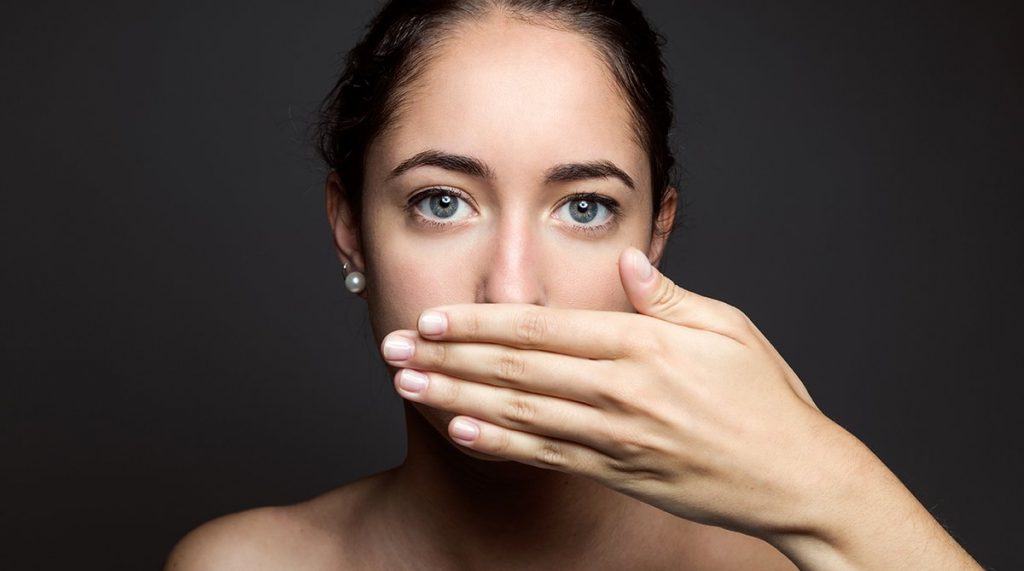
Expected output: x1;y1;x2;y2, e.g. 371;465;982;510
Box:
367;12;649;191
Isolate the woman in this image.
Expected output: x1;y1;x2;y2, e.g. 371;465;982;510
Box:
165;1;983;569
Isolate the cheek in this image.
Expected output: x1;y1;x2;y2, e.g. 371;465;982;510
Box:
365;243;467;340
541;222;649;313
544;252;636;313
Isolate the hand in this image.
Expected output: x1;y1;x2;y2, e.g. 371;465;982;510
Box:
380;246;851;538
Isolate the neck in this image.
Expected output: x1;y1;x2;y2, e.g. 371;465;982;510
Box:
377;401;683;567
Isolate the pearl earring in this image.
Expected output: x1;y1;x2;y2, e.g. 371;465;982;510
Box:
342;261;366;294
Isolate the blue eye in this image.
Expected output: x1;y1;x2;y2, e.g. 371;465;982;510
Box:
554;193;620;231
409;188;474;224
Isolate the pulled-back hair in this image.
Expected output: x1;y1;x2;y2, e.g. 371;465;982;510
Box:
315;0;678;236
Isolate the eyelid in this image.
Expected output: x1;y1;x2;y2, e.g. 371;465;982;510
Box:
558;192;621;212
407;185;472;205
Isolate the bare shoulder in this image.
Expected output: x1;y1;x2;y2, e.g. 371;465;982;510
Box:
162;505;323;571
162;471;392;571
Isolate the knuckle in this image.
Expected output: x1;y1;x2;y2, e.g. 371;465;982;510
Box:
513;310;549;347
534;441;568;469
718;303;754;336
590;360;639;409
724;304;749;326
463;311;481;337
622;324;662;356
603;430;672;479
592;381;618;408
426;341;449;368
613;428;658;461
437;377;461;408
605;455;665;485
597;378;649;417
595;376;632;408
500;395;536;426
495;351;527;383
651;279;687;313
492;428;513;455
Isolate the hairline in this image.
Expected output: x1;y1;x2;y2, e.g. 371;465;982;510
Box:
364;6;653;190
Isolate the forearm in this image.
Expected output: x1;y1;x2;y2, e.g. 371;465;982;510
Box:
763;421;983;570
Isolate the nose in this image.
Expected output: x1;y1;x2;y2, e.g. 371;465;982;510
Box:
479;211;546;305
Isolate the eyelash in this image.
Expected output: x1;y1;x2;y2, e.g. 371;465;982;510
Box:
404;187;622;234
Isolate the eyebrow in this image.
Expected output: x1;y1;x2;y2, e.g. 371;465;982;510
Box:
387;149;635;191
545;161;635;191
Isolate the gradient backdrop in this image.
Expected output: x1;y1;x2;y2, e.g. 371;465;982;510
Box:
2;0;1020;568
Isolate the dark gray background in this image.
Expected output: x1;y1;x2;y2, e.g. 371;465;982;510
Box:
2;0;1020;569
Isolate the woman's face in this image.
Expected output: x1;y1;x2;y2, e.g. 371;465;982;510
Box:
329;12;675;459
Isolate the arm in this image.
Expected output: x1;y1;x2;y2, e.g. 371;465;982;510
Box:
761;419;984;571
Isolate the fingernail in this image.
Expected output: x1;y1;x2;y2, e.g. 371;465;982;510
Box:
383;335;414;361
451;418;480;441
398;369;428;393
632;249;654;281
418;310;447;336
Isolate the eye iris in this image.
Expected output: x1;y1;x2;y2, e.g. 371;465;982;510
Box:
569;199;597;223
428;193;458;218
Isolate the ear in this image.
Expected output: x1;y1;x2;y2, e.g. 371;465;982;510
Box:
647;185;678;267
324;171;367;297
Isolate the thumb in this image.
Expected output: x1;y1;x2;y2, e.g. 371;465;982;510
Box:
620;247;822;411
619;246;694;325
619;247;728;333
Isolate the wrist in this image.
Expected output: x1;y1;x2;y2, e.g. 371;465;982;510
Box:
761;418;883;569
759;415;983;570
749;412;868;555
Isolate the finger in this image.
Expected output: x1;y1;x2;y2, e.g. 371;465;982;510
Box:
382;333;615;406
445;414;609;477
619;247;753;343
393;368;621;455
415;303;643;359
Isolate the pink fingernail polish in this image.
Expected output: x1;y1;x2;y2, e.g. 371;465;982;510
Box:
451;419;479;441
419;310;447;336
383;335;414;361
398;369;428;393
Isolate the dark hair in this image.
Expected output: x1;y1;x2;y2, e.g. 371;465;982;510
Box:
315;0;679;237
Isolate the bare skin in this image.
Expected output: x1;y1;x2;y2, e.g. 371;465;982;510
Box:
164;400;798;570
163;9;980;571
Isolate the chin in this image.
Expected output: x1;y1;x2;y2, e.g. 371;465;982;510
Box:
416;403;513;462
455;446;511;462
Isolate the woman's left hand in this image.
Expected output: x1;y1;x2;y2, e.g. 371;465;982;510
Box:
380;246;863;539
